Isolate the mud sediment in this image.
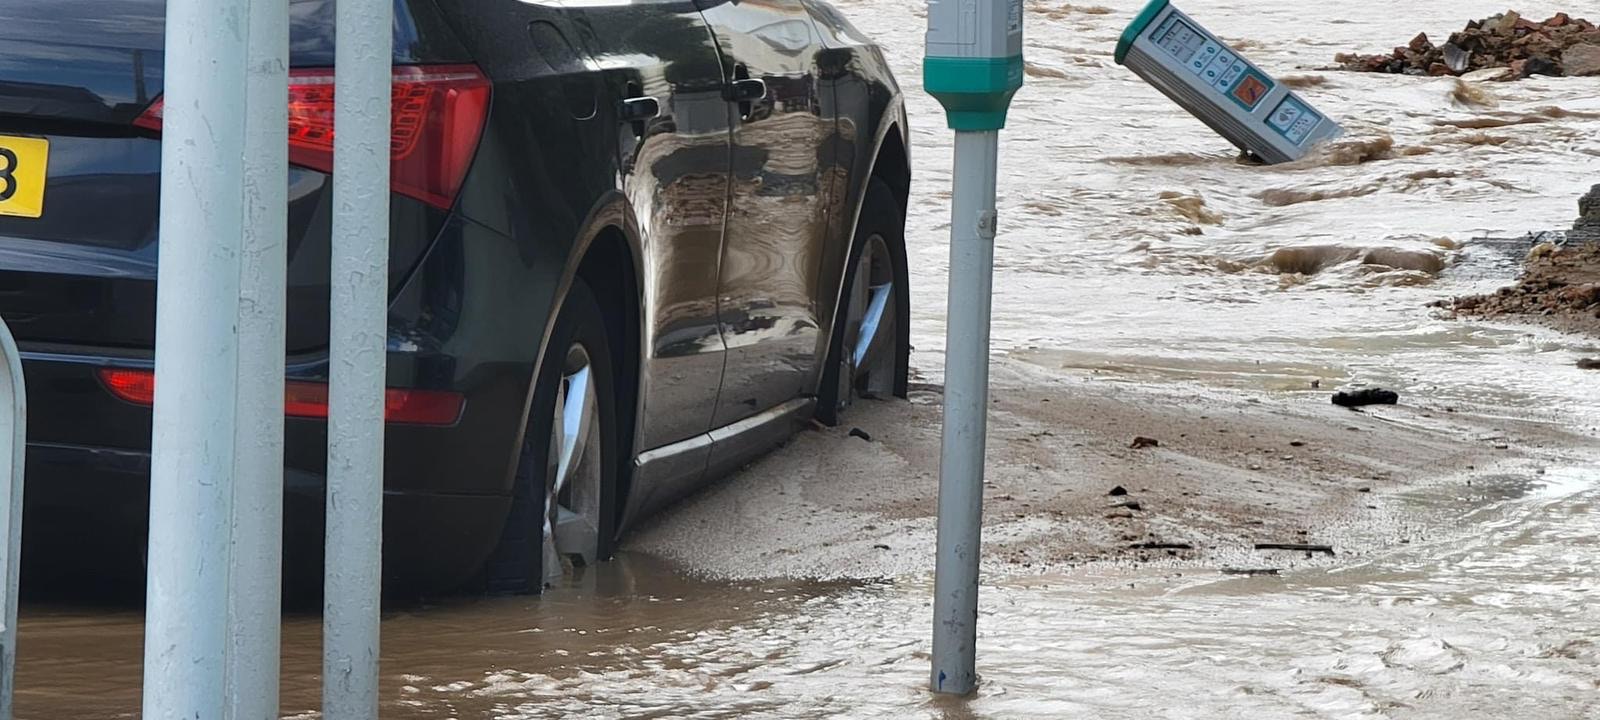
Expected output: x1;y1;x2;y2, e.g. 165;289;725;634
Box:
626;361;1584;582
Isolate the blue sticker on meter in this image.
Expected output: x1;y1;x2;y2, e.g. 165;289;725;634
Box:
1268;95;1322;145
1214;61;1247;91
1199;51;1236;85
1188;41;1222;74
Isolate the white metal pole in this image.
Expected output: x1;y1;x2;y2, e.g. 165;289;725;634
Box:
0;319;26;720
226;0;289;715
324;0;392;715
930;131;999;696
144;0;252;714
924;0;1020;695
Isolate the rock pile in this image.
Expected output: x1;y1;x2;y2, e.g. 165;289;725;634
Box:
1335;11;1600;79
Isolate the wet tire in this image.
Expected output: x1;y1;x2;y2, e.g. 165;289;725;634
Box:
485;279;619;594
817;177;911;427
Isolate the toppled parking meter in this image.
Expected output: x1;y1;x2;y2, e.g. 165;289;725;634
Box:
1115;0;1344;163
925;0;1022;698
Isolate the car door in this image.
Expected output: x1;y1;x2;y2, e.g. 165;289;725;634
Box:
692;0;835;429
558;1;735;453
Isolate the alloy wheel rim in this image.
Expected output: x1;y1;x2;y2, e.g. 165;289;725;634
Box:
839;234;897;412
543;342;603;583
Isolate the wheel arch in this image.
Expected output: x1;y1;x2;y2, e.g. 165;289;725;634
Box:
574;225;642;533
814;106;913;403
517;192;646;538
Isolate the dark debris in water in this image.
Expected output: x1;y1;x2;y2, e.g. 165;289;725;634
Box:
1256;543;1337;556
1220;568;1282;576
1333;388;1400;408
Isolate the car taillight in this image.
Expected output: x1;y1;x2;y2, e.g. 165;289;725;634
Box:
98;368;464;426
99;368;157;405
132;64;491;210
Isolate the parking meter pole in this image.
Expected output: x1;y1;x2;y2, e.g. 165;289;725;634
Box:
324;0;393;715
931;130;1000;696
227;0;289;716
143;0;252;714
925;0;1022;697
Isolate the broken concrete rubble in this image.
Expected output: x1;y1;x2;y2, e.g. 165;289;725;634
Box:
1335;11;1600;80
1439;186;1600;336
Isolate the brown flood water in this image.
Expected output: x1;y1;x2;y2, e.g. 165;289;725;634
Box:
14;465;1600;718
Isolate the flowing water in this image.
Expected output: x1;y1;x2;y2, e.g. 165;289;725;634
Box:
14;1;1600;717
884;0;1600;422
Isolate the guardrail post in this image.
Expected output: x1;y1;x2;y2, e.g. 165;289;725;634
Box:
0;320;25;720
227;0;290;716
143;0;252;713
324;0;393;715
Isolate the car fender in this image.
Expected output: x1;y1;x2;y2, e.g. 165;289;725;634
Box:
506;190;646;506
813;93;911;398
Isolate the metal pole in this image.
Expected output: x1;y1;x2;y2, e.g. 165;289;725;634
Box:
0;319;26;720
924;0;1020;696
143;0;252;713
929;131;999;696
227;0;289;715
324;0;392;714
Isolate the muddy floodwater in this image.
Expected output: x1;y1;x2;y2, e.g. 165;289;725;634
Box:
17;464;1600;718
15;0;1600;717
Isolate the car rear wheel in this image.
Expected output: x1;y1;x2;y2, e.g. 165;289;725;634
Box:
819;178;909;425
486;279;618;594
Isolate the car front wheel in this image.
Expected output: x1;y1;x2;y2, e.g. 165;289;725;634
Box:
819;177;910;425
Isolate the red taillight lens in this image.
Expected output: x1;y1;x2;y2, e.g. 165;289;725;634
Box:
99;368;156;405
378;389;468;426
282;381;331;419
132;64;491;210
98;369;464;426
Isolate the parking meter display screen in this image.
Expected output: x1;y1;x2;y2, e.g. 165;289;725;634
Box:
1151;16;1205;64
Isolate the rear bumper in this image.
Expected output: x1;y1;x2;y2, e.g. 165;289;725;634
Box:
12;212;566;592
24;440;512;592
20;342;531;492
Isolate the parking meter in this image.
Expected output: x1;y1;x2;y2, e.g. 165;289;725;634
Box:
926;0;1023;699
926;0;1024;130
1116;0;1344;163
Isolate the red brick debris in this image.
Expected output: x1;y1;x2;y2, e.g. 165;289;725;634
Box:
1334;11;1600;80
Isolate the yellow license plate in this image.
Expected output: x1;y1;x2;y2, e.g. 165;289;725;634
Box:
0;134;49;219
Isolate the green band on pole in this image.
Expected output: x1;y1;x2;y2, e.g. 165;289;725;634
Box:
924;55;1024;131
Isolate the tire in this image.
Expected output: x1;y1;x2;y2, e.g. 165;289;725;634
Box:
818;177;911;426
486;278;619;594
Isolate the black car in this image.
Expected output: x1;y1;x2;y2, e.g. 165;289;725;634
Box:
0;0;910;593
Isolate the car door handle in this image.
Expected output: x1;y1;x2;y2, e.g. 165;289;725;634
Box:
619;95;659;140
726;77;766;123
725;78;767;104
619;96;661;123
